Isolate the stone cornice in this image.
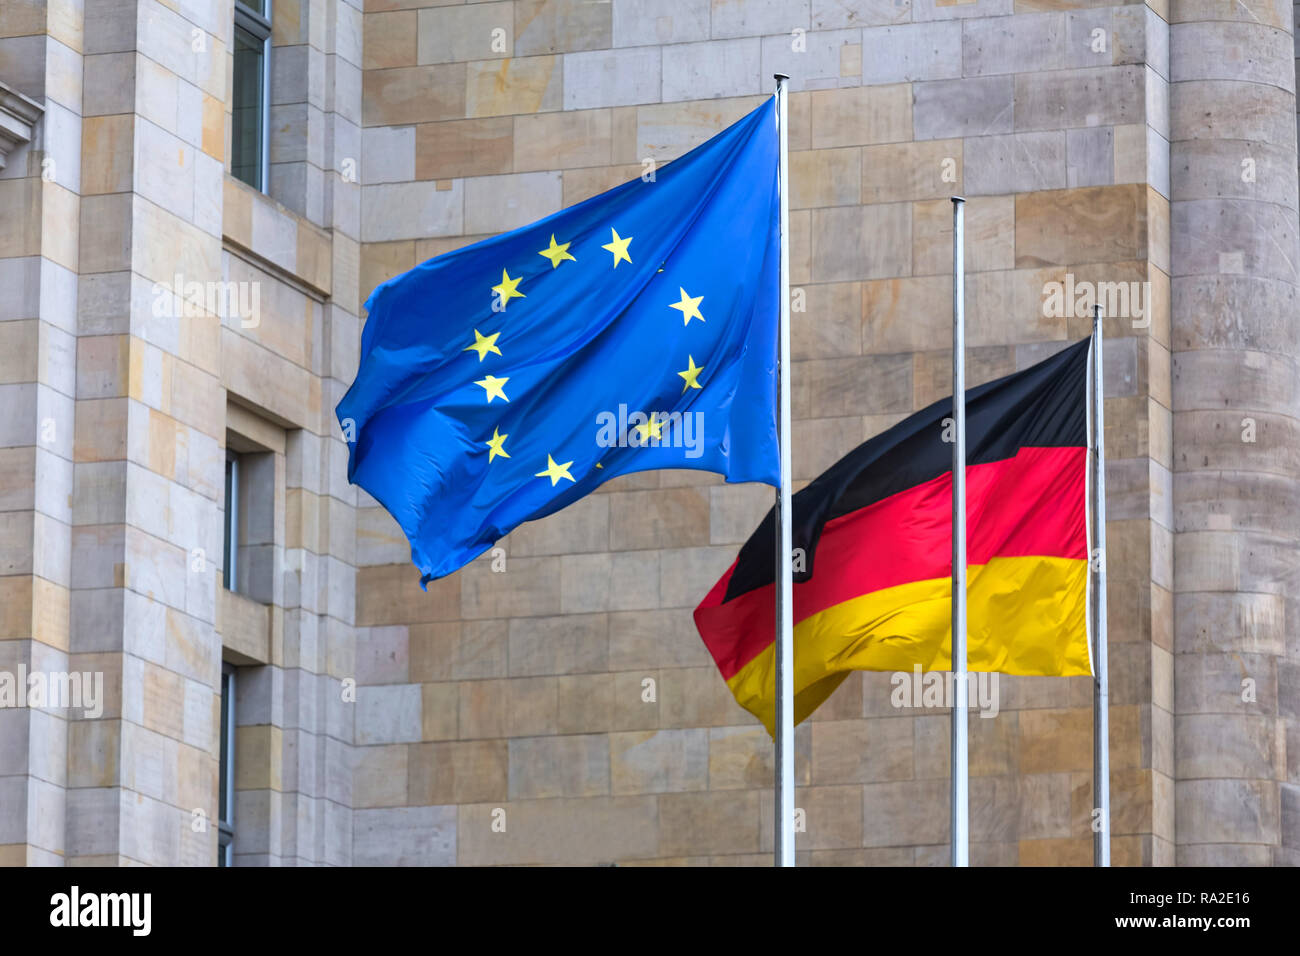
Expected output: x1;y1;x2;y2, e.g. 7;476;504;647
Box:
0;82;43;171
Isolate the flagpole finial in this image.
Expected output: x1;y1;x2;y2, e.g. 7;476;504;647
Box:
951;195;966;204
773;73;790;81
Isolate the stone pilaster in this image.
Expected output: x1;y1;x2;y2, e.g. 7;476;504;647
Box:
0;0;81;867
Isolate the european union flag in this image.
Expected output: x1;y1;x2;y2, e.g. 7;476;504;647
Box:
338;99;781;585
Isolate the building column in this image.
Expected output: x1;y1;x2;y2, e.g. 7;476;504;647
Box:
1169;0;1300;864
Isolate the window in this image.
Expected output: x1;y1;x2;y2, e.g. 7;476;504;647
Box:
222;438;275;602
223;450;240;592
223;408;283;603
217;663;236;866
232;0;271;191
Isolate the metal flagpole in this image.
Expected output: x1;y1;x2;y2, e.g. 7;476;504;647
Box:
950;196;969;868
1092;304;1111;867
773;73;795;868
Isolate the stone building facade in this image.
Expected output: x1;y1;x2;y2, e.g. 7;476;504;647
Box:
0;0;1296;865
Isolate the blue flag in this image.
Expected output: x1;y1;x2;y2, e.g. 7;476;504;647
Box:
338;99;780;585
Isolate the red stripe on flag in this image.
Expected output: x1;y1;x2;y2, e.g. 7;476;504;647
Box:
695;445;1086;680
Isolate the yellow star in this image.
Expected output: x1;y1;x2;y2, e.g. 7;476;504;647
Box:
474;374;509;403
633;412;665;443
485;427;510;462
538;234;576;268
601;228;633;268
535;454;576;486
464;328;502;361
677;355;704;393
491;269;525;308
669;287;704;326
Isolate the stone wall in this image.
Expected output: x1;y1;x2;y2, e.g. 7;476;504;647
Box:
350;0;1182;865
0;0;364;865
0;0;80;865
1;0;1295;866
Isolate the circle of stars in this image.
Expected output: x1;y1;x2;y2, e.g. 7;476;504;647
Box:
469;219;709;487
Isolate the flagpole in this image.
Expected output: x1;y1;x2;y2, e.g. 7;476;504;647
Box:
950;196;969;868
1092;304;1111;866
772;73;795;868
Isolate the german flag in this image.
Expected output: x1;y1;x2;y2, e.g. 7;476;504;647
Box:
694;337;1094;734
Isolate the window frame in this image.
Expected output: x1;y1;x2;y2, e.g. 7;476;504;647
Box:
217;663;237;867
223;450;240;593
232;0;272;193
